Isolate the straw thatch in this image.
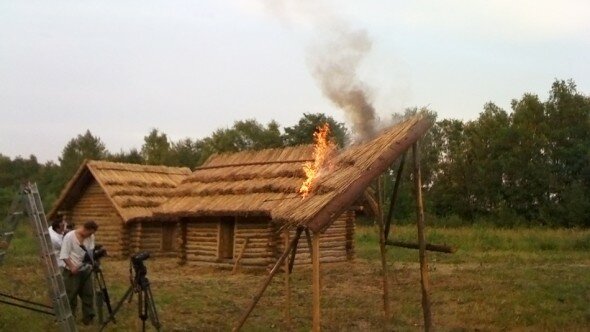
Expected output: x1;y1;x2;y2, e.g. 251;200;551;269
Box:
154;145;315;218
48;160;191;222
154;115;431;234
272;115;433;232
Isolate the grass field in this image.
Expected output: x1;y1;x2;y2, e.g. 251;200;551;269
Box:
1;223;589;331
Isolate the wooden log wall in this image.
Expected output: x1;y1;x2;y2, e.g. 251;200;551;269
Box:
182;216;276;269
276;210;355;265
129;222;177;258
184;219;223;268
234;217;274;268
177;221;187;265
126;222;142;258
69;180;125;257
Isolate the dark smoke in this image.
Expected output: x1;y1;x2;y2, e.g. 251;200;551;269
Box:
263;1;378;141
308;22;376;140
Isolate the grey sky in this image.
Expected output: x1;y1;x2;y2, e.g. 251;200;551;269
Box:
1;0;589;162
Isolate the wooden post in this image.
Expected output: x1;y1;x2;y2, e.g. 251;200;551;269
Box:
233;228;302;332
413;142;432;331
232;237;250;274
377;175;391;321
288;230;301;273
283;231;291;327
312;232;321;332
385;240;456;254
384;153;406;240
304;228;313;261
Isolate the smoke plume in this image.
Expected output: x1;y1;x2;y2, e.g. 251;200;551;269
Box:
263;1;378;141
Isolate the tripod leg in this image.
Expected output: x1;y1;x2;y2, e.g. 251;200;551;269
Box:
93;273;104;324
145;284;161;331
96;269;115;319
99;286;133;332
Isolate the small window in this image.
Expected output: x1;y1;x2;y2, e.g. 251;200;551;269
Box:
218;217;235;259
161;223;177;252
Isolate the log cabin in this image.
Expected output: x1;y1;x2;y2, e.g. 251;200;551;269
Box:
153;145;357;269
48;160;191;258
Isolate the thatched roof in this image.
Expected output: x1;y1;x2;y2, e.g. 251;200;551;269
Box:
154;115;432;233
153;145;315;218
48;160;191;223
272;115;432;232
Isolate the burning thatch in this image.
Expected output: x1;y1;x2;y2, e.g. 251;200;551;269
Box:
154;115;431;232
153;145;316;218
272;115;433;232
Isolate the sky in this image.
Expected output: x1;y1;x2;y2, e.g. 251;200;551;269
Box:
1;0;589;162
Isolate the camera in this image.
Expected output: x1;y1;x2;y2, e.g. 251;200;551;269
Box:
132;251;150;265
131;251;150;287
82;244;107;266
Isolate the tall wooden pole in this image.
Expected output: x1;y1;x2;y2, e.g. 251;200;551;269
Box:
283;231;291;327
413;142;432;331
384;153;406;240
312;232;321;332
377;175;391;321
304;228;313;260
233;228;302;332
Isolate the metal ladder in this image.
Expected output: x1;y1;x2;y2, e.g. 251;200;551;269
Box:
1;183;77;332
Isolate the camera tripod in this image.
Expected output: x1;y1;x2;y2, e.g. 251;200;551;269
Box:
92;264;115;324
100;258;161;332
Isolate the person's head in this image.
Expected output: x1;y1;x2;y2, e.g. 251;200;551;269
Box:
50;219;66;234
78;220;98;239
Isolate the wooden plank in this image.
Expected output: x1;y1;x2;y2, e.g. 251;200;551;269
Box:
232;228;302;332
232;237;250;274
377;175;391;322
283;231;291;327
385;240;456;253
305;229;313;261
384;153;406;240
312;232;321;332
413;142;432;331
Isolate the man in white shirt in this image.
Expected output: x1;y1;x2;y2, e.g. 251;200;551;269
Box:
48;218;66;268
60;220;98;325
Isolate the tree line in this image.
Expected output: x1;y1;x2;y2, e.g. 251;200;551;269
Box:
1;80;588;227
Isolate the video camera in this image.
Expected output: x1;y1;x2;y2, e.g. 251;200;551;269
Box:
131;252;150;285
81;244;107;268
132;251;150;265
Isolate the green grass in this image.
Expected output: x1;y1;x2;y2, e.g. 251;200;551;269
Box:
1;223;589;331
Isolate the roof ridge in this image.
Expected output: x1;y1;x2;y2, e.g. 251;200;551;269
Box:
87;160;191;174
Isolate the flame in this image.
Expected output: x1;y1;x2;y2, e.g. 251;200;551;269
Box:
299;123;336;198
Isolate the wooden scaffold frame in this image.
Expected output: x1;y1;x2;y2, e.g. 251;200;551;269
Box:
232;122;456;331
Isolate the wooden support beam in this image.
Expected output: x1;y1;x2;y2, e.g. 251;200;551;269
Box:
305;228;313;260
384;153;406;240
377;175;391;321
233;228;303;332
413;142;432;331
287;230;301;274
283;231;291;328
312;232;321;332
385;240;456;253
232;237;250;274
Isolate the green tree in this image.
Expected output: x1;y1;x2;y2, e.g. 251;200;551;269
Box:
141;129;172;165
542;80;590;226
283;113;349;147
108;149;144;164
464;103;511;215
59;130;107;180
503;94;551;221
199;119;285;163
170;138;203;169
